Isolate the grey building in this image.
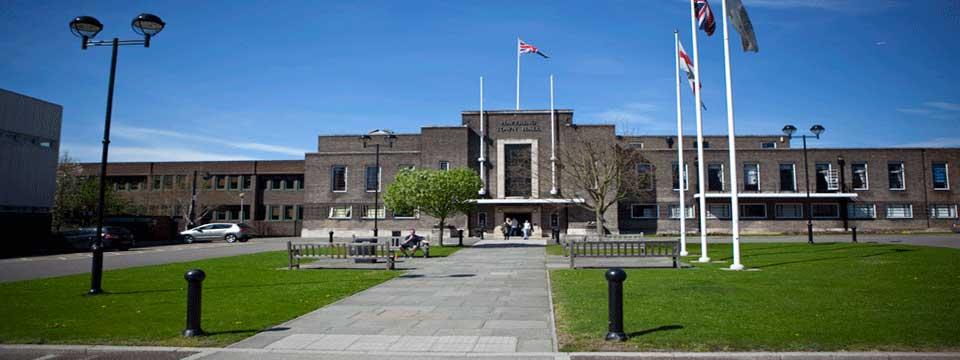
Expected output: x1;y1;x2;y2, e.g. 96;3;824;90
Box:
0;89;63;254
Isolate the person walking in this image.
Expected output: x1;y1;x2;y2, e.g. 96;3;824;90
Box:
502;218;512;240
522;220;532;240
510;218;519;237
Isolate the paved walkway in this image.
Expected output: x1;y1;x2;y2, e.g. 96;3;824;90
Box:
229;242;555;354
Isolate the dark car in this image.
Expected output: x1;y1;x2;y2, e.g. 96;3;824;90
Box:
59;226;135;251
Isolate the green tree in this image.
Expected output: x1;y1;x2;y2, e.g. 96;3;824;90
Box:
383;168;482;245
52;154;132;231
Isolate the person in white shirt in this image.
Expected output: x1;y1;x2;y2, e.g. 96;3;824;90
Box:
522;220;532;240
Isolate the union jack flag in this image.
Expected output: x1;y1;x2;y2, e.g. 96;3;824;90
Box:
519;40;549;59
695;0;716;36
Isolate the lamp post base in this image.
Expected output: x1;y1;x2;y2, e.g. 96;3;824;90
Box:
605;331;628;341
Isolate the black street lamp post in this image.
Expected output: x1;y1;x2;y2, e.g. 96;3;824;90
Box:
360;130;397;237
782;124;825;245
70;13;166;295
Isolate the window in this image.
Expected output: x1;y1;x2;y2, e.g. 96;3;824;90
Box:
637;163;654;190
176;175;187;190
852;163;868;190
399;164;415;171
439;161;450;170
365;166;381;192
228;176;239;190
329;206;352;219
361;205;386;219
694;141;710;149
707;163;724;191
929;204;957;219
886;204;913;219
504;144;532;196
848;204;876;219
932;162;949;190
888;162;905;190
331;165;347;192
214;210;228;221
630;204;658;219
672;163;688;191
270;179;283;191
296;205;303;220
152;176;161;190
668;205;695;219
280;205;294;220
478;212;488;227
707;204;730;219
215;175;227;190
779;163;796;192
268;205;282;221
740;204;766;219
743;163;760;192
815;163;834;192
628;142;643;149
811;203;840;218
761;142;777;149
242;175;252;190
393;207;418;219
775;204;803;219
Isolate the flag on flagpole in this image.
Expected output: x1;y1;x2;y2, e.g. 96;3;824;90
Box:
695;0;716;36
725;0;759;52
678;40;707;110
519;40;550;58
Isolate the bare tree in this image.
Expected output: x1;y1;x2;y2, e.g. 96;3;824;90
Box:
558;137;646;235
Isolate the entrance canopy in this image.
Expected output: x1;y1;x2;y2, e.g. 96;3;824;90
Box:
693;192;858;199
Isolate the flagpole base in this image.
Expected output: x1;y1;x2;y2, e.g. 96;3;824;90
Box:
697;256;711;263
729;263;744;271
680;251;689;256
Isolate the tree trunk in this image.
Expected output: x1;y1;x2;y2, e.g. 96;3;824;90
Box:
594;208;604;237
438;218;446;246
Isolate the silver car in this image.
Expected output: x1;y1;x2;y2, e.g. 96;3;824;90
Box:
180;223;253;244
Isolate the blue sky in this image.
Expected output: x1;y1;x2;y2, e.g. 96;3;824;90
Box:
2;0;959;162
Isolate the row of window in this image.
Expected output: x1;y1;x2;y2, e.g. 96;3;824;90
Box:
1;128;56;150
330;162;449;192
112;174;305;192
326;205;419;220
630;203;958;220
640;161;950;193
265;205;303;221
627;140;780;150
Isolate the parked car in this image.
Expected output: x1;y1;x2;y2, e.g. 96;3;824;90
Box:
180;223;254;244
59;226;135;251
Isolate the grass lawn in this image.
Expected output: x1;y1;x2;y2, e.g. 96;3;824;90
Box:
0;251;399;347
427;245;461;257
550;242;960;352
546;244;564;256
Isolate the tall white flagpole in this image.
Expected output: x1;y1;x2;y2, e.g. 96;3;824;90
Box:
550;74;557;195
674;31;688;256
721;0;744;270
516;38;521;110
689;0;710;263
479;76;487;196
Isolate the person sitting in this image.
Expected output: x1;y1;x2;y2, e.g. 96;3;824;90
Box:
398;228;425;258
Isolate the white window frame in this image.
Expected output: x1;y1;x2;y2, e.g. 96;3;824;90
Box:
847;203;877;219
393;208;420;220
810;203;840;219
707;204;731;219
932;162;950;191
668;204;695;219
630;204;659;219
888;162;906;191
779;163;797;192
361;205;386;219
743;163;760;192
672;163;689;191
885;203;913;219
851;162;869;191
328;205;353;219
774;203;803;219
637;163;654;191
439;161;450;171
929;204;958;219
739;203;767;219
331;165;348;193
365;166;382;193
761;141;777;149
707;163;725;192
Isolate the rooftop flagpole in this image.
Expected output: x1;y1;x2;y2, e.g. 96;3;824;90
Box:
690;0;710;263
479;76;487;196
550;74;557;195
721;0;744;270
516;37;521;110
674;30;688;256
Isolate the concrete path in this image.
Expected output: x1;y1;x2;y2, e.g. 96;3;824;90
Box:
229;243;556;354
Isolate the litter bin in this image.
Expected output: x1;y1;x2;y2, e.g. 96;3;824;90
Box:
352;237;378;263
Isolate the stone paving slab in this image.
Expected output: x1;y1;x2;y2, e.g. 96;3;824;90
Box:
231;245;556;354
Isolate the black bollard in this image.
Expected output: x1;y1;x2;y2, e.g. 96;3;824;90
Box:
458;229;464;247
852;226;858;243
552;228;560;244
604;268;628;341
182;269;206;337
328;231;334;244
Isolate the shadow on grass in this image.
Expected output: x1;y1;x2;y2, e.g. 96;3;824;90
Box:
627;324;684;337
753;248;913;269
106;280;348;296
718;244;869;262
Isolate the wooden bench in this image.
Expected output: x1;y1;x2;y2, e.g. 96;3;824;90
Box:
287;241;396;270
352;235;431;258
568;238;680;269
559;234;645;257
